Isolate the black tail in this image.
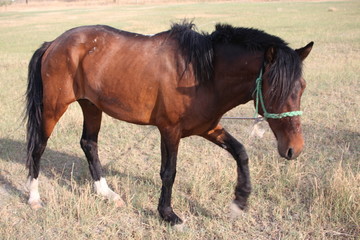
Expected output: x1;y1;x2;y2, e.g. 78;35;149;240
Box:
25;42;51;176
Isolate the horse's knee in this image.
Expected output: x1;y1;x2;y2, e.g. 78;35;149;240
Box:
80;138;88;149
160;169;176;185
233;144;248;163
238;156;249;168
80;138;97;153
79;138;85;150
225;137;248;162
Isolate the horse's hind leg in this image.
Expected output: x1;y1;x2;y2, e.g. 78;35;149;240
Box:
78;99;124;207
26;140;47;210
26;101;70;209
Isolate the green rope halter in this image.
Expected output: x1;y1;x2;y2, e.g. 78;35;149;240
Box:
254;68;303;119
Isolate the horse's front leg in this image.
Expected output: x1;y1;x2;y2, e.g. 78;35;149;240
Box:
158;127;182;225
202;124;252;211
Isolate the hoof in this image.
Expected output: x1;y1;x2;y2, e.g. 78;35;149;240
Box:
159;208;183;226
29;200;43;210
94;177;125;207
104;191;125;208
168;214;183;226
26;177;42;210
172;221;186;232
113;197;125;208
229;200;247;220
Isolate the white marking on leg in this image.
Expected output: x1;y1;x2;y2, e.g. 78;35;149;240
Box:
229;201;246;220
94;177;124;207
26;177;42;210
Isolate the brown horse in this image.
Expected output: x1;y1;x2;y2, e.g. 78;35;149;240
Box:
25;22;313;225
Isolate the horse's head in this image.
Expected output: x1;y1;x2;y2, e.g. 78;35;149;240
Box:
259;42;313;160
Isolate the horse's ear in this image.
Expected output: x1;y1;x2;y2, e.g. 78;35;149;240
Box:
295;42;314;61
265;46;276;64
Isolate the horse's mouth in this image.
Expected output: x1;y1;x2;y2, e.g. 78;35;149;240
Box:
278;142;303;160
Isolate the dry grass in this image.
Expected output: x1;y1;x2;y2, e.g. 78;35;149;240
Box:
0;1;359;239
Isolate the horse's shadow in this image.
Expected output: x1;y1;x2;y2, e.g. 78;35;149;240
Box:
0;138;87;203
0;138;215;219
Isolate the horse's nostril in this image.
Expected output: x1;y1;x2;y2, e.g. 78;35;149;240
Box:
287;148;294;160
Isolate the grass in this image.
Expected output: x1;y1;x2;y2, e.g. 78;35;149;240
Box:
0;1;359;239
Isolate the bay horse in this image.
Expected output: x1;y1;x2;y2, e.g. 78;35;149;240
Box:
25;22;313;225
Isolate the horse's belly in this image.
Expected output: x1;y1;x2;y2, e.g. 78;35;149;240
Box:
89;83;159;125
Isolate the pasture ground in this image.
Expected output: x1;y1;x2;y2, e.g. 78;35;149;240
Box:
0;1;359;239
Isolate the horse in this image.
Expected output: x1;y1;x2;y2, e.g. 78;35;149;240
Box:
25;22;313;225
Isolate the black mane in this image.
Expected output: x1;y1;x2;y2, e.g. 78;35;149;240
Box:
170;22;303;106
211;23;288;50
169;22;213;85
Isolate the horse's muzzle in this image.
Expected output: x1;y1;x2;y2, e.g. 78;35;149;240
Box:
278;136;304;160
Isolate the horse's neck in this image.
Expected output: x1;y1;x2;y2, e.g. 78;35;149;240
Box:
211;47;263;115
